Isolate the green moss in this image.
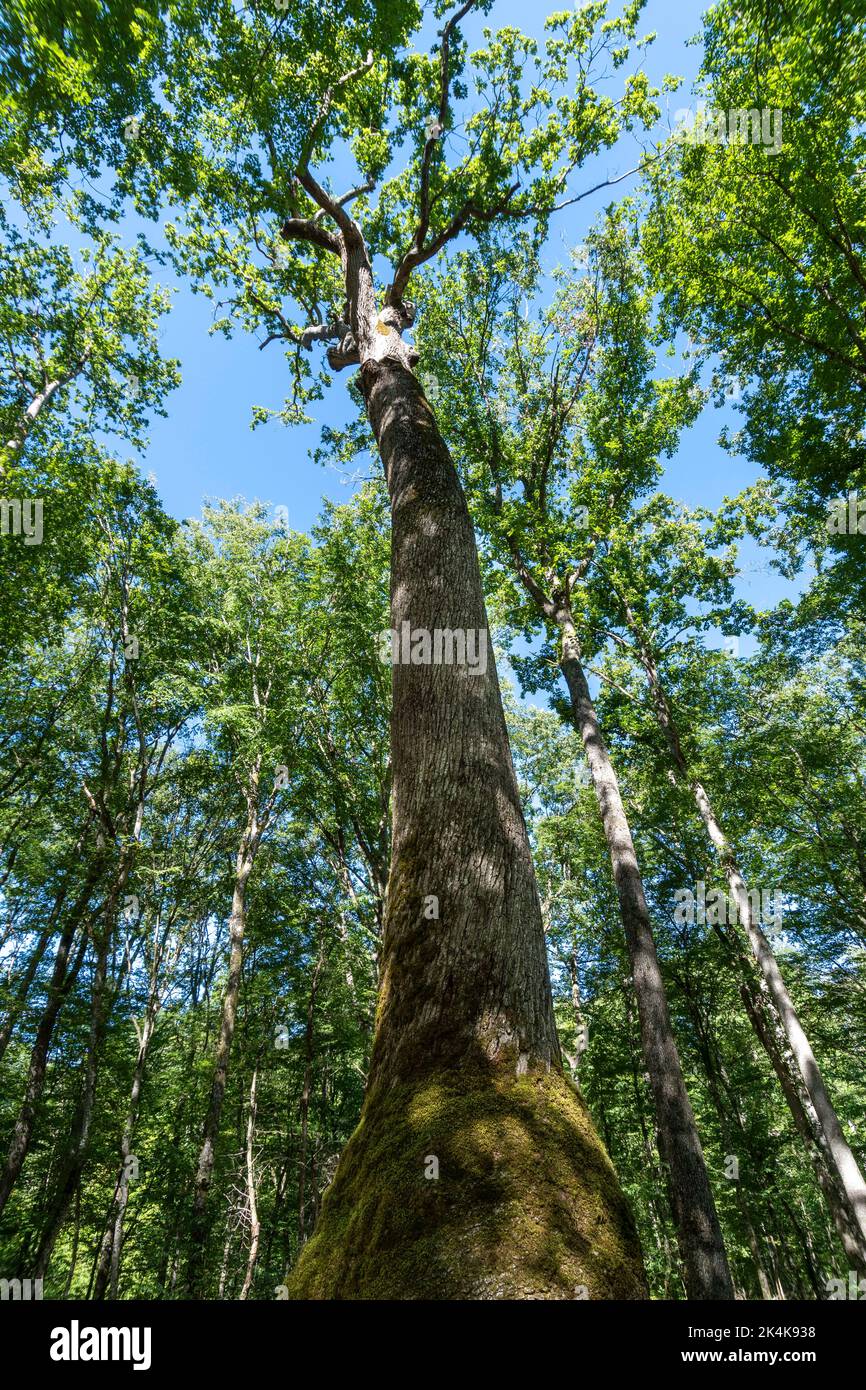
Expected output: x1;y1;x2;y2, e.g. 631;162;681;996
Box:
287;1058;647;1300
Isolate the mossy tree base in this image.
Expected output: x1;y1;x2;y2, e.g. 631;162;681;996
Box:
287;1059;647;1300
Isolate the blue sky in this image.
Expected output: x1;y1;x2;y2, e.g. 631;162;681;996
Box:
121;0;793;633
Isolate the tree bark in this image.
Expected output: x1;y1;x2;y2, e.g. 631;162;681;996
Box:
239;1065;261;1301
738;971;866;1273
287;360;646;1299
2;357;88;471
621;981;684;1299
558;616;733;1299
33;918;113;1276
629;619;866;1272
92;992;159;1299
297;950;324;1249
187;781;260;1297
0;864;100;1216
3;378;63;466
678;967;775;1299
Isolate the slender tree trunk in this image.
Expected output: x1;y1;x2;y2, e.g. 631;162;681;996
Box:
239;1066;261;1301
737;973;866;1272
781;1198;823;1299
287;360;646;1300
31;821;140;1274
187;789;260;1297
765;1233;788;1299
630;622;866;1271
744;1209;775;1301
0;875;73;1066
93;996;159;1299
63;1179;82;1297
680;976;775;1300
297;951;324;1249
624;1011;683;1298
156;997;202;1297
0;863;101;1216
565;951;588;1080
558;615;733;1299
217;1228;233;1298
0;934;51;1068
33;920;113;1276
3;378;62;465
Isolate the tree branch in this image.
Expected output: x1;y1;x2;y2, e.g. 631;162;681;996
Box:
279;216;341;256
312;177;376;224
415;1;477;253
509;541;558;621
296;168;360;241
327;337;362;371
387;181;520;308
297;49;375;178
299;320;351;350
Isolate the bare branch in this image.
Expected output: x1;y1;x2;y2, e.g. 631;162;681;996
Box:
280;215;342;256
509;541;558;621
312;177;376;223
296;168;360;240
245;290;303;351
387;181;520;307
517;162;652;218
416;1;477;250
298;49;375;177
299;320;351;350
586;664;639;705
327;336;361;371
257;333;288;352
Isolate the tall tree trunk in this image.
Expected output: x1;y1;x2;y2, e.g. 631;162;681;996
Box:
621;982;683;1299
679;971;775;1299
3;378;62;465
63;1179;82;1297
31;820;141;1274
239;1065;261;1301
0;874;74;1066
629;620;866;1271
287;360;645;1300
0;860;101;1216
2;357;88;470
217;1228;233;1298
781;1198;823;1299
297;951;324;1250
558;614;733;1299
187;788;260;1297
92;994;159;1299
33;919;113;1276
737;971;866;1273
565;950;588;1080
156;988;202;1297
